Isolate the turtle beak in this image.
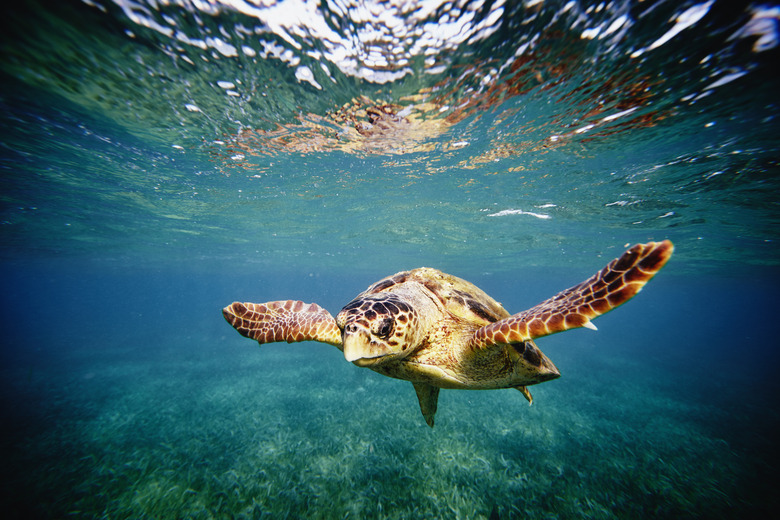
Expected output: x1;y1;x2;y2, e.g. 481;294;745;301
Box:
342;324;388;366
343;332;367;363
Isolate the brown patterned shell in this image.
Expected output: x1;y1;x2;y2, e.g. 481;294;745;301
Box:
357;267;511;327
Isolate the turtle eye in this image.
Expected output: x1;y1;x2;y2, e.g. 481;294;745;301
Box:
374;317;394;338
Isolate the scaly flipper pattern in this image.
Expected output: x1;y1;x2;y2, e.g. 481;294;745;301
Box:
470;240;673;349
223;300;343;348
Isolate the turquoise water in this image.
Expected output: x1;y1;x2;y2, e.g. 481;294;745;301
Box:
1;0;779;518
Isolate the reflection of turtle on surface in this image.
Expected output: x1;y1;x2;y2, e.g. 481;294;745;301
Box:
329;99;411;138
223;241;673;427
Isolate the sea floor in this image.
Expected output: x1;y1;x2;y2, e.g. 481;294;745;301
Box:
2;323;776;519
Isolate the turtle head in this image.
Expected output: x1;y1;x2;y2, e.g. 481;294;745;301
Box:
336;294;421;367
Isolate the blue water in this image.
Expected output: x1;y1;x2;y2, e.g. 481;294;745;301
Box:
2;0;779;518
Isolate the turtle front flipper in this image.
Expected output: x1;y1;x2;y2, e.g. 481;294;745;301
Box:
223;300;343;349
471;240;673;349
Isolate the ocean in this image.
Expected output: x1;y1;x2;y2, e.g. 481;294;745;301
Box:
1;0;778;518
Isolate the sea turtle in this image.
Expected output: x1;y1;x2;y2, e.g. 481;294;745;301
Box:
223;240;673;427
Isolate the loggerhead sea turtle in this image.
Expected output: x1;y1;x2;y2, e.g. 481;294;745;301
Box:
223;240;673;427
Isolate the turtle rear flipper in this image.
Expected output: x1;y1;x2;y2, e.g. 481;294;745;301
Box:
412;382;440;428
223;300;343;348
471;240;673;349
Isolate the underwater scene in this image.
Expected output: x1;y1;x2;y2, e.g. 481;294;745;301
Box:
1;0;779;518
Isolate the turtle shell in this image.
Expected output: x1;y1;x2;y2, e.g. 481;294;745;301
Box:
357;267;510;327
